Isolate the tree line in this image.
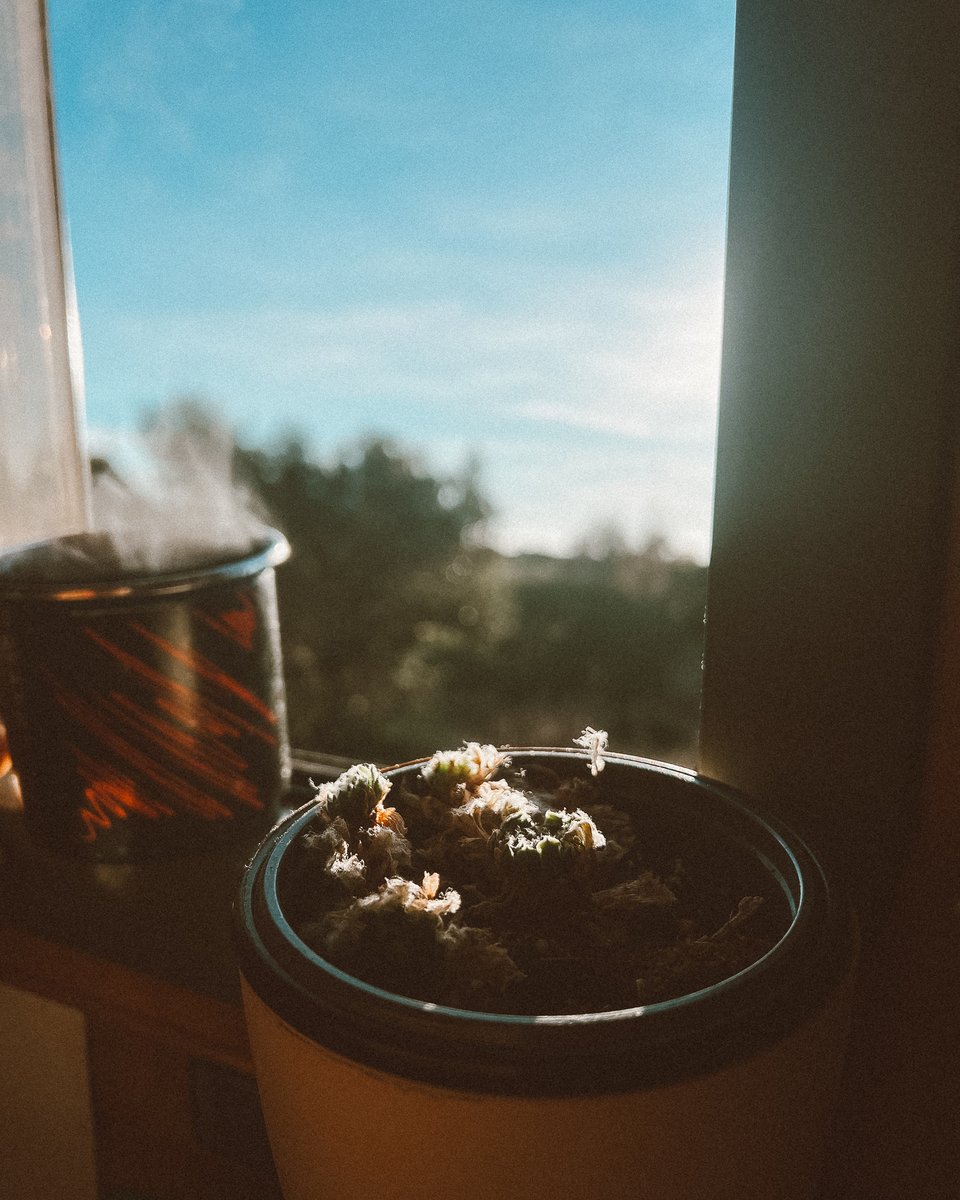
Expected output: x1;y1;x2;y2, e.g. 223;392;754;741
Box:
233;429;707;768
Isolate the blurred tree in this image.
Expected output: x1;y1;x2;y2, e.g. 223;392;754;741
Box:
423;549;706;762
235;434;490;762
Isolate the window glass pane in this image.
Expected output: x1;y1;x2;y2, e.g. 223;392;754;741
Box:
48;1;734;765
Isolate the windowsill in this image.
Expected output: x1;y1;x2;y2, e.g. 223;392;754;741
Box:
0;754;345;1064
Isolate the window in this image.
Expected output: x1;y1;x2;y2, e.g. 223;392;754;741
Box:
48;2;736;765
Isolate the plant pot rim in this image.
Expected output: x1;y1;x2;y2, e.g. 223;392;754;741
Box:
235;750;852;1095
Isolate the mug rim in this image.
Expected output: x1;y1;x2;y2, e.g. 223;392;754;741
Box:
0;529;290;602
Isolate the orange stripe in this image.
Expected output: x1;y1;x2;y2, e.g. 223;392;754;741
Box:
154;689;277;747
73;749;176;842
86;626;277;739
84;627;196;697
192;592;257;651
105;691;265;807
130;623;277;723
110;691;247;772
96;690;264;810
50;679;238;821
85;624;277;746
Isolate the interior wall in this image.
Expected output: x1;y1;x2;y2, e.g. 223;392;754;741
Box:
826;427;960;1199
0;981;97;1200
699;0;960;929
699;4;960;1197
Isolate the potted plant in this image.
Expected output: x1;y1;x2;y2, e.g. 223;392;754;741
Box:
235;733;855;1200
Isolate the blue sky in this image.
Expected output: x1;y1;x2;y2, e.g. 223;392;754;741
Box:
47;0;735;560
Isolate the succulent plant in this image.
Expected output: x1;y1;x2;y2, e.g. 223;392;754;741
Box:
421;742;508;798
294;730;771;1015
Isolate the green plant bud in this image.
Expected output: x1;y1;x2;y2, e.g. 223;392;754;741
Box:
421;743;507;800
537;835;562;860
542;810;564;833
319;763;392;828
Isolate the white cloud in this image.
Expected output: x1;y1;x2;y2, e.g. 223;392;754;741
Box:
502;279;724;441
84;265;724;560
97;267;723;442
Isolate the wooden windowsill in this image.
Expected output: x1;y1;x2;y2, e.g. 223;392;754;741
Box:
0;753;344;1057
0;923;254;1073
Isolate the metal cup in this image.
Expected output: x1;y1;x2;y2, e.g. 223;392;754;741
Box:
0;531;290;861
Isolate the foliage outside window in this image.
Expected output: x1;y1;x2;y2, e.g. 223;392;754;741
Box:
232;423;706;767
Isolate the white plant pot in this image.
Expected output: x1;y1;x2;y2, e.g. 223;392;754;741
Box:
235;751;856;1200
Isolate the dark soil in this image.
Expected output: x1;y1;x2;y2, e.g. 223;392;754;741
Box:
284;753;785;1016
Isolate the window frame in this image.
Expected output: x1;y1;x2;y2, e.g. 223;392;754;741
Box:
697;1;960;927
